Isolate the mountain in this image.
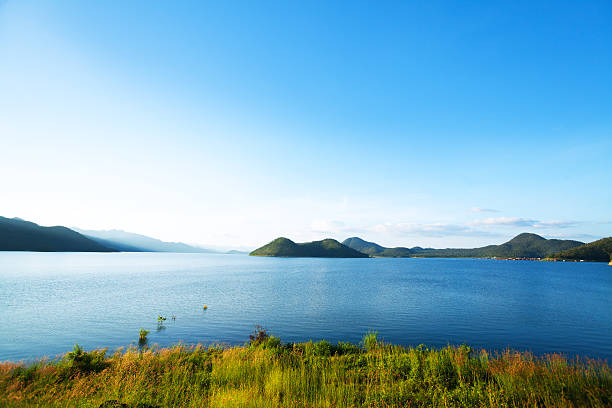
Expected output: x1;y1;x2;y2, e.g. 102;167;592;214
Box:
344;233;584;259
419;233;584;259
341;237;386;256
342;237;427;257
0;217;116;252
551;237;612;262
250;237;369;258
74;228;215;253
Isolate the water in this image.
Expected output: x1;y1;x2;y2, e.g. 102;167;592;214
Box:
1;252;611;362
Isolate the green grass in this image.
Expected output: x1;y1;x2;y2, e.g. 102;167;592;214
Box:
1;333;610;407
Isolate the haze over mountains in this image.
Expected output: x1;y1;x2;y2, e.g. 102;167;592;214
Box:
0;216;216;253
74;228;214;253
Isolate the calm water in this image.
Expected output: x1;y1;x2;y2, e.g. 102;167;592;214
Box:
0;252;611;362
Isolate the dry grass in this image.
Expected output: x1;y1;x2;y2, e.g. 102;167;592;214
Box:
0;335;610;407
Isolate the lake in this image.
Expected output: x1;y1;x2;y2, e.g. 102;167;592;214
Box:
1;252;611;362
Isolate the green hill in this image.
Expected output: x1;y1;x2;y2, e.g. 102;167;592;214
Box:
0;217;116;252
344;233;583;259
250;237;369;258
432;233;584;258
342;237;423;257
341;237;385;256
551;237;612;262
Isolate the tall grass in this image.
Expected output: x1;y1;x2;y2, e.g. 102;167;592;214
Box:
1;334;610;407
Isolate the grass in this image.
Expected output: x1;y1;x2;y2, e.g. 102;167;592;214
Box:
1;332;610;407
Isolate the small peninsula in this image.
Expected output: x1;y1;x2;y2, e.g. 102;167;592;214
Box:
250;238;369;258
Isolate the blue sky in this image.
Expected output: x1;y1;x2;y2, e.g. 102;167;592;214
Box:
1;0;610;249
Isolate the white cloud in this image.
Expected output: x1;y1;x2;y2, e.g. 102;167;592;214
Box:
370;222;495;238
472;217;538;227
367;217;583;241
534;220;579;228
471;217;580;229
470;207;500;213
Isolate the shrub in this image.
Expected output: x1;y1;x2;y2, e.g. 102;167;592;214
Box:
361;331;379;352
249;325;269;346
248;325;281;349
63;343;108;374
11;363;39;384
313;340;333;357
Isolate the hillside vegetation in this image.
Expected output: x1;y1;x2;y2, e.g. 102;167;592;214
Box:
342;237;427;257
0;217;115;252
1;333;610;408
551;237;612;262
341;237;386;256
344;233;583;259
250;238;369;258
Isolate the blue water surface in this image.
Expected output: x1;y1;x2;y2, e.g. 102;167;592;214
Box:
0;252;610;361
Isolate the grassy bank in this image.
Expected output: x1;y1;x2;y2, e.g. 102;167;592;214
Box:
1;332;610;407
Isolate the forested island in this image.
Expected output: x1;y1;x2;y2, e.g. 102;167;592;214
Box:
250;237;368;258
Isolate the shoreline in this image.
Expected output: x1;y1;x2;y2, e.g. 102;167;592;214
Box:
2;335;610;407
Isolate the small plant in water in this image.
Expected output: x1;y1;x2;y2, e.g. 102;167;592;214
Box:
138;329;149;347
157;315;167;332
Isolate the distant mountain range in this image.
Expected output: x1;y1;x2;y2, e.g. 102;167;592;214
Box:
250;233;588;259
74;228;214;253
250;238;368;258
2;215;606;261
0;216;222;253
551;237;612;262
0;217;116;252
343;233;584;259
